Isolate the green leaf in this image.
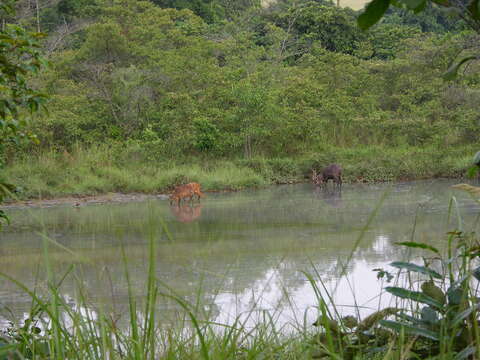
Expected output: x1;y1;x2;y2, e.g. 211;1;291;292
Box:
0;342;18;356
455;346;476;360
379;319;439;340
395;241;440;254
0;210;9;229
390;261;442;279
386;287;443;308
468;0;480;20
431;0;449;5
397;312;422;324
399;0;426;10
413;0;427;12
452;304;480;326
357;0;391;30
421;281;446;305
467;166;479;179
473;266;480;281
447;287;464;306
473;151;480;165
443;56;477;81
421;306;439;325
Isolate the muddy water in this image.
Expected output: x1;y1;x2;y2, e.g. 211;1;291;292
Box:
1;180;479;328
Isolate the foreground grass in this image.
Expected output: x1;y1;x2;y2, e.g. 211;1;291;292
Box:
2;220;480;359
3;144;475;200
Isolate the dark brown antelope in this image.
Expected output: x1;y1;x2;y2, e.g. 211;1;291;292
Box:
312;164;342;188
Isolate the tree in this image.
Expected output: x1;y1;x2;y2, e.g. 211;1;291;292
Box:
0;1;47;227
358;0;480;174
265;1;365;57
151;0;260;22
381;4;465;33
358;0;479;78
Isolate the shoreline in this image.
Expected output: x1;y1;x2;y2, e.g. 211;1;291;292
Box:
2;192;169;209
2;145;473;207
1;175;466;209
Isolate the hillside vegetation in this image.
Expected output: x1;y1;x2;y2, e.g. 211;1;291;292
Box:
3;0;479;197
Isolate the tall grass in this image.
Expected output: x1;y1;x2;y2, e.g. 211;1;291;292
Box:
4;143;476;200
0;236;322;359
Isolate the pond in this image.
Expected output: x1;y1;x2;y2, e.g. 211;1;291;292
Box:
1;179;479;329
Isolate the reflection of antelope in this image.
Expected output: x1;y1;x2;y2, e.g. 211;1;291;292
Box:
170;204;203;223
312;169;320;185
312;164;342;188
169;182;205;205
315;186;343;208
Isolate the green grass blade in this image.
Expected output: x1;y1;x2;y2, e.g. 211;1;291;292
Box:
385;287;443;308
390;261;442;279
379;319;439;341
454;345;476;360
395;241;440;255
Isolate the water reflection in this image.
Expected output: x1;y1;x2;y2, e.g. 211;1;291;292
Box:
314;187;343;208
0;180;479;329
170;204;203;223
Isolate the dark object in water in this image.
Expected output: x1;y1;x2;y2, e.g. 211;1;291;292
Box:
312;164;342;188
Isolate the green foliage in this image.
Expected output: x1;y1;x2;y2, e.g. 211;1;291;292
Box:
0;25;46;163
152;0;225;22
466;151;480;178
309;222;480;359
378;234;480;357
367;23;421;59
193;117;220;152
382;5;466;33
0;2;47;227
57;0;98;18
151;0;259;22
0;305;51;359
282;2;365;55
358;0;480;79
358;0;391;31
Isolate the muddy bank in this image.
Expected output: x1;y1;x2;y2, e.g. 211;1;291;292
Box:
2;193;170;209
1;184;258;210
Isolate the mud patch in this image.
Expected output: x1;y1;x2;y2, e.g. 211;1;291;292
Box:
2;193;170;209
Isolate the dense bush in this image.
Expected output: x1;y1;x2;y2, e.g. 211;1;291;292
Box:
24;2;480;160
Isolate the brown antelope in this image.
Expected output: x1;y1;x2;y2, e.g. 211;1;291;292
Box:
169;185;194;205
169;182;205;205
312;164;342;188
186;182;205;201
